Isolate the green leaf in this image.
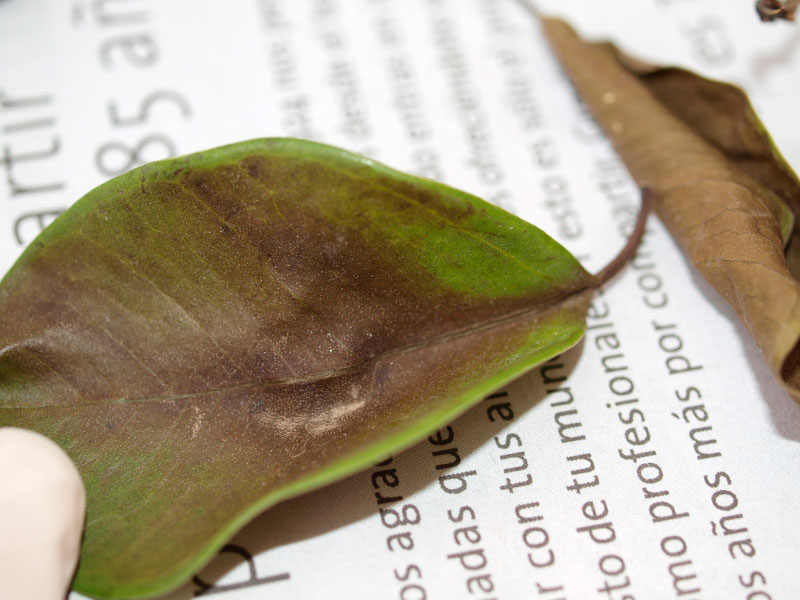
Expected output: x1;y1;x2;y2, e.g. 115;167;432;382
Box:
0;138;640;598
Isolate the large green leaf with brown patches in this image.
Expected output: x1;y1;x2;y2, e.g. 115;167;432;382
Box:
0;138;637;598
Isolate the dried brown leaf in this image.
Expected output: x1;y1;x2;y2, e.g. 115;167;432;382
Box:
542;17;800;398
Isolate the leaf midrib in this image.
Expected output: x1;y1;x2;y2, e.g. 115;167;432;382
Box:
1;282;592;410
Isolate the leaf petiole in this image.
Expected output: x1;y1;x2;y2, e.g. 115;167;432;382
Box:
593;188;652;287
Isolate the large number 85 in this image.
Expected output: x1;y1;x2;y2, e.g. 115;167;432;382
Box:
95;90;192;177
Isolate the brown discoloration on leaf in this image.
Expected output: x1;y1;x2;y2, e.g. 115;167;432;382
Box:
0;138;646;597
6;292;592;587
542;18;800;397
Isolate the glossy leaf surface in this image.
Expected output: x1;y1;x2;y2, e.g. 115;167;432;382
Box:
0;139;604;598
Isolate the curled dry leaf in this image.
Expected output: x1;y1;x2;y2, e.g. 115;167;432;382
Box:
0;139;647;598
541;17;800;399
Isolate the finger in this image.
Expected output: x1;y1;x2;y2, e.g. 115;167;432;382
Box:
0;427;86;600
